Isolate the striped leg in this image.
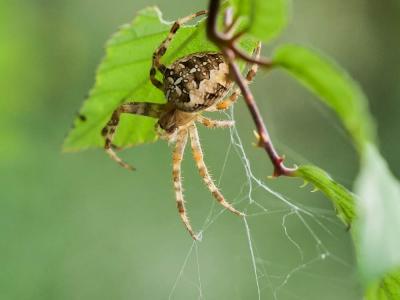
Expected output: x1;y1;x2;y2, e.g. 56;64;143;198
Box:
172;128;198;240
102;102;163;170
196;115;235;129
212;90;241;111
150;10;208;90
207;41;262;112
188;124;244;216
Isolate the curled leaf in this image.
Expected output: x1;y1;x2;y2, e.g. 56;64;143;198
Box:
293;165;355;227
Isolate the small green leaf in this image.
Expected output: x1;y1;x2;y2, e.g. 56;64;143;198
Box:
232;0;289;43
273;44;376;152
354;144;400;285
293;165;355;226
367;270;400;300
366;269;400;300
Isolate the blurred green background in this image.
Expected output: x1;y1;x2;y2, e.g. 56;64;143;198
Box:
1;0;399;299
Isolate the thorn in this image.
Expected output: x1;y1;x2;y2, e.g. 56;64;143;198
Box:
277;155;285;164
253;130;261;147
311;186;319;193
300;181;308;188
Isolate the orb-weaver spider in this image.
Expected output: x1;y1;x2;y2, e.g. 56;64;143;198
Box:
101;10;260;240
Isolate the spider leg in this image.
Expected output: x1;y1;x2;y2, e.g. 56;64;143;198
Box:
207;42;262;112
196;115;235;129
172;127;198;240
150;10;207;90
188;123;244;216
102;102;164;170
209;90;241;111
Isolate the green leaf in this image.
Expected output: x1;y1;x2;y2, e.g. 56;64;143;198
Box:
64;6;256;152
354;144;400;285
273;44;376;152
366;269;400;300
64;7;167;151
293;165;355;226
231;0;289;43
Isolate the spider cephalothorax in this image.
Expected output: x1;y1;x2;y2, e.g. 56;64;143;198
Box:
101;10;260;240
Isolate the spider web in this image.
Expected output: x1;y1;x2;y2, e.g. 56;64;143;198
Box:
167;105;356;300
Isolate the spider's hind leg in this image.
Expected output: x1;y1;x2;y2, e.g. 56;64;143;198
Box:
102;102;164;170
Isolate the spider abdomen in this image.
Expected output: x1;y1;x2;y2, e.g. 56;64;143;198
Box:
163;52;233;112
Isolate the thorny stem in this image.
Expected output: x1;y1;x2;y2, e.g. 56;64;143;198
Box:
206;0;272;67
206;0;296;177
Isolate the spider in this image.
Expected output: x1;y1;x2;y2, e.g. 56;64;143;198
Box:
101;10;260;240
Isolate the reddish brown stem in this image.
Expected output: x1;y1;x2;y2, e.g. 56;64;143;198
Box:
206;0;296;177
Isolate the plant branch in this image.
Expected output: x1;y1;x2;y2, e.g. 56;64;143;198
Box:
206;0;296;177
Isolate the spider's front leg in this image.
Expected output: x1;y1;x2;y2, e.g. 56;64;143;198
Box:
196;115;235;129
149;9;208;90
207;42;262;112
102;102;164;170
